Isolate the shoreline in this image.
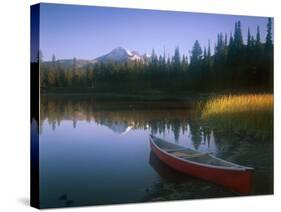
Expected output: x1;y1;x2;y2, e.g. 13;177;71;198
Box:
40;90;273;101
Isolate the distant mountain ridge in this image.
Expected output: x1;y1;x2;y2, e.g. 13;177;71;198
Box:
45;47;150;68
93;46;145;63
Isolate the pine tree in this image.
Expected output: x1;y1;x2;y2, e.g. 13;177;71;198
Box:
203;47;207;60
46;54;56;87
215;33;224;54
52;54;56;64
207;40;211;58
72;57;78;86
265;18;273;48
234;21;243;47
251;35;255;47
256;26;261;46
229;32;234;47
207;40;212;72
224;33;228;47
238;21;243;46
247;28;251;47
190;40;202;64
265;17;273;90
173;47;181;71
181;54;188;72
150;49;158;73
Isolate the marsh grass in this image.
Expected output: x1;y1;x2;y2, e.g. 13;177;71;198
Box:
201;94;273;138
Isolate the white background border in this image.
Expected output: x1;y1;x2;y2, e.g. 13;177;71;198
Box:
0;0;279;211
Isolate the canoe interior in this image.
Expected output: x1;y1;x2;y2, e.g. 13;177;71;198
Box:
152;137;243;168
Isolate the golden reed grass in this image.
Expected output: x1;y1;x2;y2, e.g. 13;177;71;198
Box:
202;94;273;118
201;94;273;137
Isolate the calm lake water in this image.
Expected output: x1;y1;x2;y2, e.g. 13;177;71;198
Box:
39;96;273;208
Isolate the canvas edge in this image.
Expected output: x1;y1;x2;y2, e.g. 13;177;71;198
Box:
30;3;40;209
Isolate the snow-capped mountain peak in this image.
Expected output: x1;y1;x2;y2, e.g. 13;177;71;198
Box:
93;47;145;63
111;46;133;57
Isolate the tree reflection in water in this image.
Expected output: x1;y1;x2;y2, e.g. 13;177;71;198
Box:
40;96;213;150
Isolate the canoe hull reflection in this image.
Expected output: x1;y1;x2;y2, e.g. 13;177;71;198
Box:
150;135;253;194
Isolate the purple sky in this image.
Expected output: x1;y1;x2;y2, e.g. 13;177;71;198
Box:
39;3;271;61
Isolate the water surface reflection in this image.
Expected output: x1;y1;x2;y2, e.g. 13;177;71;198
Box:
39;96;273;208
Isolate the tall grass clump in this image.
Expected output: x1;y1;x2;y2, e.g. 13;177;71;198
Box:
201;94;273;138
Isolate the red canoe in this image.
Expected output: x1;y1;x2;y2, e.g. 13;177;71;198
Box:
149;135;254;194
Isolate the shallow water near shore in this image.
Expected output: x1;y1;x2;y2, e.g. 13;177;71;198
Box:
39;96;273;208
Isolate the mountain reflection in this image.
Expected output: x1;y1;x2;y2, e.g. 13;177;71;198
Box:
39;96;273;197
40;96;213;149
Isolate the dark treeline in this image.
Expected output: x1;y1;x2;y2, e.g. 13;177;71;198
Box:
40;18;273;93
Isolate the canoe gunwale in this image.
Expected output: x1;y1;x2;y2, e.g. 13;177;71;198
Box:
150;136;254;171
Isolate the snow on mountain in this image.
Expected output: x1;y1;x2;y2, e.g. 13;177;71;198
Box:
102;120;133;135
92;47;147;63
143;53;151;60
49;47;150;67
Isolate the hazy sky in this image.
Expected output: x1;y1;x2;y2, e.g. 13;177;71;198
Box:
39;3;271;61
